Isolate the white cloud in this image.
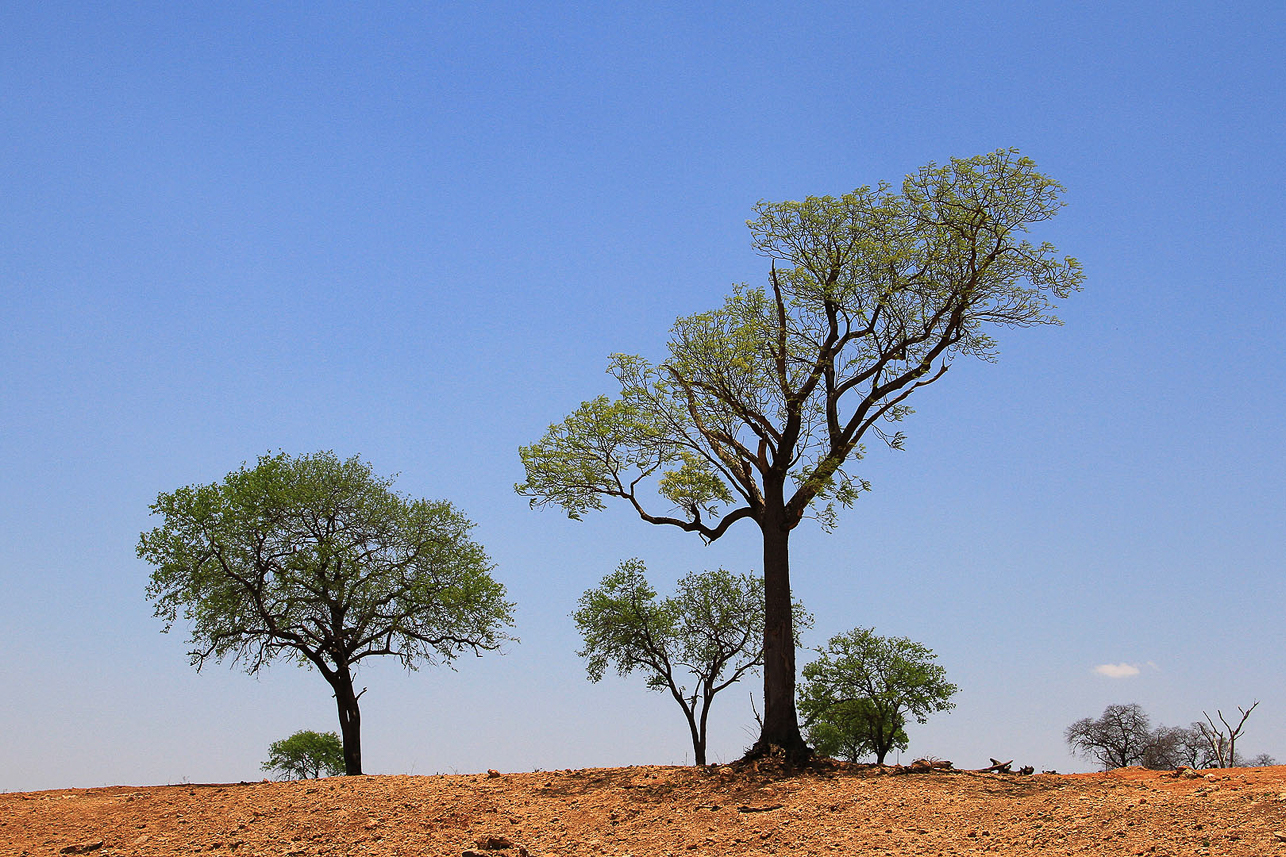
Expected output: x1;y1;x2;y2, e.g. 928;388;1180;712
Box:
1094;662;1142;679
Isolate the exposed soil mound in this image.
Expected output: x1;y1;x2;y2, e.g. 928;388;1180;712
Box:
4;764;1286;856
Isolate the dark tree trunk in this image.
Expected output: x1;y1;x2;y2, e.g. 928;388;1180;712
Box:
695;691;712;766
683;708;706;766
332;668;363;776
873;716;893;765
746;508;810;763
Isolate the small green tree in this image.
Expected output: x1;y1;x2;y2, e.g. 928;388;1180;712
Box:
262;730;346;779
804;698;909;763
139;451;515;775
799;628;956;764
573;559;809;765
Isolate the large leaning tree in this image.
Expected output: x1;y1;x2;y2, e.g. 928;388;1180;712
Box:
139;451;515;775
517;150;1082;761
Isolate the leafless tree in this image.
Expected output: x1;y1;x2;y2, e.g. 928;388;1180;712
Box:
1141;725;1208;770
1065;703;1153;769
1197;701;1259;768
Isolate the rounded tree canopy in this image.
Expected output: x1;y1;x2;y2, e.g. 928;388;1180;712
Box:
262;730;346;779
800;627;957;764
139;450;516;678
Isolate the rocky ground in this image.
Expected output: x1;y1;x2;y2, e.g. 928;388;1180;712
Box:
4;762;1286;856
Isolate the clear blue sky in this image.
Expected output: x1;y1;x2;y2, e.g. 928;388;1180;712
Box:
3;1;1283;791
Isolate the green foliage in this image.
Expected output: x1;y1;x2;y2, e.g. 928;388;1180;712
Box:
262;730;345;780
139;451;515;676
517;149;1083;542
658;452;736;522
138;451;515;774
799;628;957;764
572;559;811;764
806;698;909;763
520;150;1079;755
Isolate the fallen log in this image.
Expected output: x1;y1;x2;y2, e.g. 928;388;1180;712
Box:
908;759;954;772
978;759;1013;773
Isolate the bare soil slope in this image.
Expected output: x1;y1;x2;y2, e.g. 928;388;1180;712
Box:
5;764;1286;856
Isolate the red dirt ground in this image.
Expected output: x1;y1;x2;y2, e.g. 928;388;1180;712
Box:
4;763;1286;856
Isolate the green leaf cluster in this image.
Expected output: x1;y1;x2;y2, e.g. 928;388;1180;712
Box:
805;698;909;763
571;559;811;764
517;150;1083;542
138;451;515;678
799;627;957;764
572;560;774;693
262;730;346;780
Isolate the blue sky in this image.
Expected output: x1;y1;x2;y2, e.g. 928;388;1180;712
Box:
2;1;1283;791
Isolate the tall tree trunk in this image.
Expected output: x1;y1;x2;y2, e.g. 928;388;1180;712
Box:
332;668;363;776
747;508;810;763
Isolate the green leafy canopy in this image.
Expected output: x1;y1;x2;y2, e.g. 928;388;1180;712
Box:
799;627;957;764
518;150;1083;542
139;451;516;678
571;559;812;764
572;560;796;695
805;698;910;763
262;730;346;780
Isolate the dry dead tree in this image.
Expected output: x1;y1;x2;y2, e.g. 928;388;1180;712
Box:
1198;701;1259;768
